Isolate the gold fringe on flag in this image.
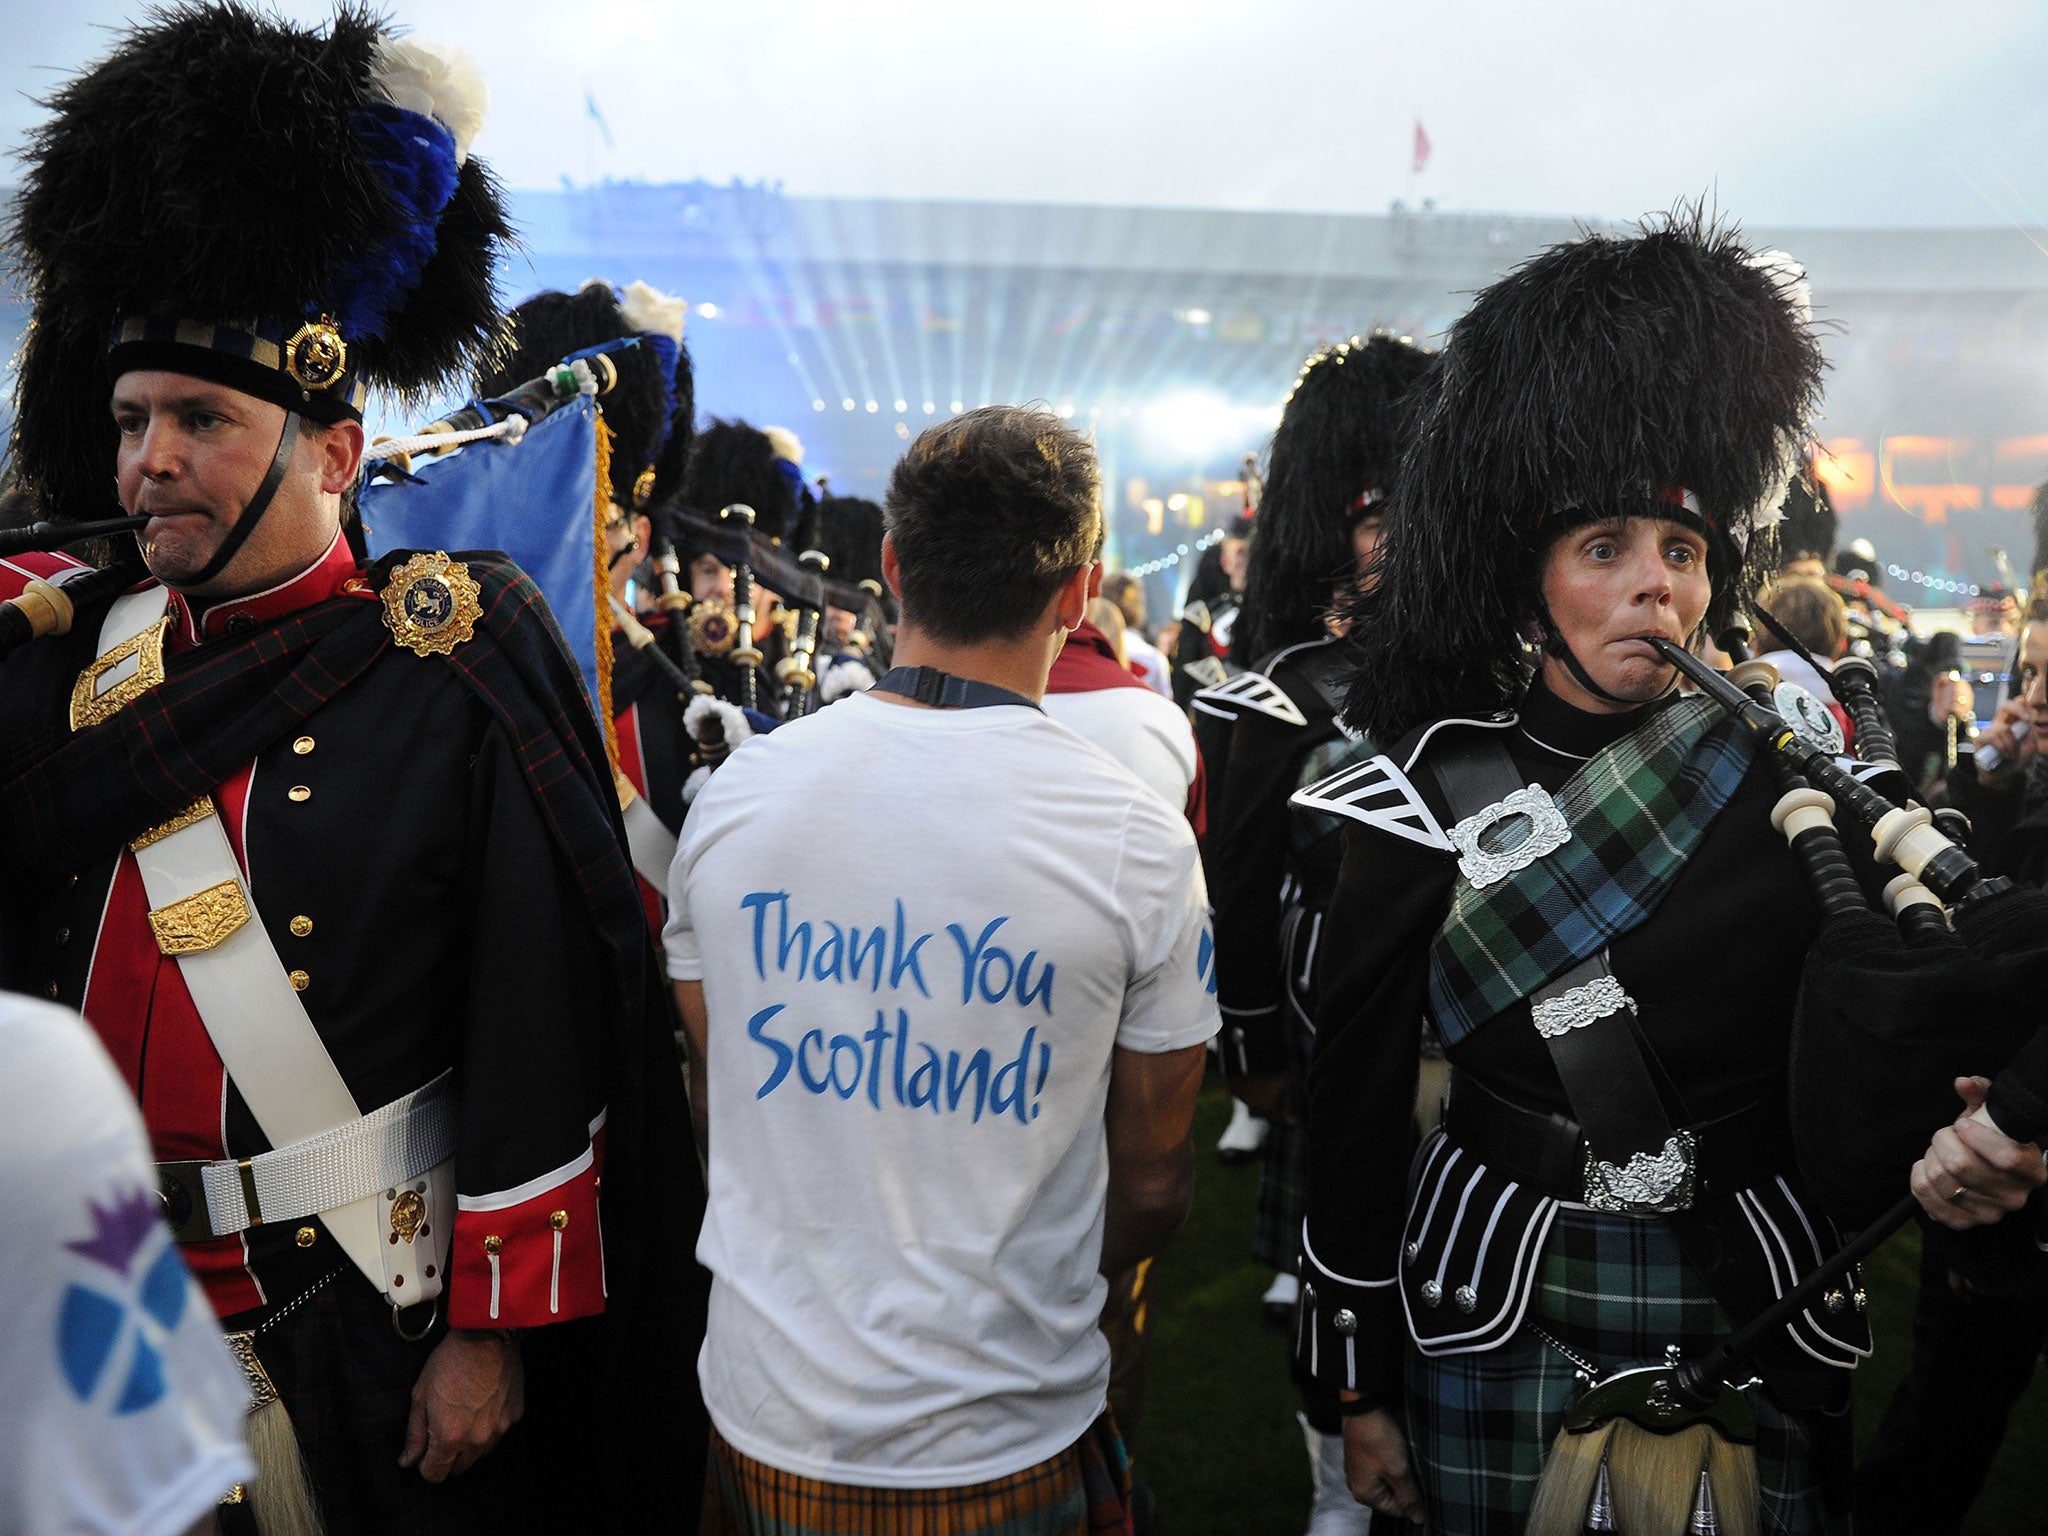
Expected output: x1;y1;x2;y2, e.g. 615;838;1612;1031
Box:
590;411;620;775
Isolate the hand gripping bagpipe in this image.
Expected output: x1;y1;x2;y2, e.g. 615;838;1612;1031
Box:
1528;628;2048;1536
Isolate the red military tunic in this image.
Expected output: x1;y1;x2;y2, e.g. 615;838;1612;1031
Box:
3;536;607;1329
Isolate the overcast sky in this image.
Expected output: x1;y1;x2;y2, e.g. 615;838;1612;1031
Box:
6;0;2048;229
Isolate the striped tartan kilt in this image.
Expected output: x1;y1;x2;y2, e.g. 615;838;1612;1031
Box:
1407;1205;1832;1536
703;1414;1131;1536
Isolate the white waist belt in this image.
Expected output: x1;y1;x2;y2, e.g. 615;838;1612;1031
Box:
162;1071;456;1239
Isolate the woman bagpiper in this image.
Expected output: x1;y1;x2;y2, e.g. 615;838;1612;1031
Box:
1196;333;1432;1533
1295;214;1871;1536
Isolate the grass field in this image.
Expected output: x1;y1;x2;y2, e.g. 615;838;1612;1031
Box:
1136;1083;2048;1535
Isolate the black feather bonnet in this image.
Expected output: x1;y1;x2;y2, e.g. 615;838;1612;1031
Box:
477;280;693;511
7;3;514;520
1341;210;1823;743
679;419;805;545
1776;459;1838;568
815;494;886;591
1232;332;1435;667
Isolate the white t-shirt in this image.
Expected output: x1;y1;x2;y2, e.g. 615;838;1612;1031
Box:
1122;635;1174;698
1039;687;1199;816
665;691;1219;1488
0;994;253;1536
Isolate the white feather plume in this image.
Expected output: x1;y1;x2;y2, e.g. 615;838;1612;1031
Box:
618;280;688;344
682;765;713;805
762;425;805;466
369;37;489;167
1746;248;1812;330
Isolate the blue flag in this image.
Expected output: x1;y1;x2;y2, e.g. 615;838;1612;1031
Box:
585;88;615;151
361;394;606;716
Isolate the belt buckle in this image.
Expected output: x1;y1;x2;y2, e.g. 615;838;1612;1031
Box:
1582;1131;1697;1214
156;1160;214;1242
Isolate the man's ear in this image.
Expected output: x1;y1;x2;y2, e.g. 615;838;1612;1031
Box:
1087;563;1103;601
880;532;905;599
319;420;366;496
1053;561;1096;632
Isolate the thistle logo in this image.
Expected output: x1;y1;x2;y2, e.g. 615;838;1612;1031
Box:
56;1186;191;1415
1196;927;1218;995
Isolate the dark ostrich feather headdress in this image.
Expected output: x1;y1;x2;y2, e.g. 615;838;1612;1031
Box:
477;280;693;511
1339;209;1824;744
816;494;886;591
7;3;514;521
679;419;804;544
1777;458;1838;567
1231;332;1435;667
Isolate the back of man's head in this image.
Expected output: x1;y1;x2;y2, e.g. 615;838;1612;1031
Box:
885;406;1102;644
1761;575;1849;660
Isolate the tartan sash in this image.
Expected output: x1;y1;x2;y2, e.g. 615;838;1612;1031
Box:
1426;695;1755;1045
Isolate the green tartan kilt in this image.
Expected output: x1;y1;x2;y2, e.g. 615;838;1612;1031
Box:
1407;1204;1839;1536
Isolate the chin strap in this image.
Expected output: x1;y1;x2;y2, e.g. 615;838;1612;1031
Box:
1534;596;1681;709
174;410;305;590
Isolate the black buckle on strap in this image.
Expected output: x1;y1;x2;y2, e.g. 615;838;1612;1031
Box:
156;1160;213;1243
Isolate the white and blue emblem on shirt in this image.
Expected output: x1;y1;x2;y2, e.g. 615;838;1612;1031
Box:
57;1186;192;1415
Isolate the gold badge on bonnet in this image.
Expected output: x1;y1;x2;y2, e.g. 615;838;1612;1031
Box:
382;551;481;657
688;600;739;657
283;316;348;391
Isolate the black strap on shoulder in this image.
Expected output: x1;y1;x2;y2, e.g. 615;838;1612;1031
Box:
1427;728;1689;1188
872;665;1041;713
181;409;305;590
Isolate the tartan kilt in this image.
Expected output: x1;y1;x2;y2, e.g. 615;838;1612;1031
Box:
1407;1205;1835;1536
703;1414;1132;1536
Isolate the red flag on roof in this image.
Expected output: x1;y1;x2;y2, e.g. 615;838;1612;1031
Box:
1413;120;1432;174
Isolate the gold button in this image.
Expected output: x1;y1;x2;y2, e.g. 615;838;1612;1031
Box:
287;785;311;803
293;736;315;755
549;1210;569;1231
295;1226;317;1248
54;927;70;947
44;982;59;1000
289;915;313;937
288;970;310;992
483;1235;503;1256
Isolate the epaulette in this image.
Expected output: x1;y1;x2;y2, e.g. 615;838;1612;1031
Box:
1182;599;1212;635
1180;655;1230;691
1291;752;1451;851
1192;669;1307;726
1291;714;1518;851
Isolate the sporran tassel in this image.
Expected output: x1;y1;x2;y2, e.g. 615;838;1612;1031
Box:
1689;1466;1719;1534
1586;1457;1616;1532
1526;1419;1617;1536
225;1330;327;1536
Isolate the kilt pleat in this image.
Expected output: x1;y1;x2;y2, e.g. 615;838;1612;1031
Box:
1409;1205;1830;1536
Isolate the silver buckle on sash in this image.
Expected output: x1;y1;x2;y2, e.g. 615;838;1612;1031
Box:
1583;1131;1697;1214
1448;783;1570;888
1531;975;1637;1039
